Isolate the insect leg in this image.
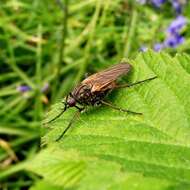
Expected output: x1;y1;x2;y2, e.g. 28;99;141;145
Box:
43;96;69;124
56;110;81;141
116;76;157;89
46;106;67;124
101;100;142;115
75;105;85;112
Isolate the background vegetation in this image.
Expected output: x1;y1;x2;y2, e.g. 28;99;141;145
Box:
0;0;190;189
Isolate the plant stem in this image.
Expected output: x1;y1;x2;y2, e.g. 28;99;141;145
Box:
35;24;43;121
57;0;69;67
123;7;138;58
5;32;35;88
75;0;101;84
52;0;69;101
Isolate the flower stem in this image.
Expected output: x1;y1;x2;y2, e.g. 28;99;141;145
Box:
123;7;138;58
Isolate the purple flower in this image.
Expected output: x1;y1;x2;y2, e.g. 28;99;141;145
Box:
151;0;166;7
17;85;31;93
171;0;182;13
164;33;184;48
136;0;166;6
154;43;164;51
171;0;187;14
167;15;187;34
139;46;148;52
152;16;186;51
137;0;187;51
136;0;147;4
164;15;187;48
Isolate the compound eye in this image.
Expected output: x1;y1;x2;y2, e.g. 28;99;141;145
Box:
68;98;76;107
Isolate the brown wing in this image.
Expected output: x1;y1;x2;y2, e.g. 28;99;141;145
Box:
82;62;132;92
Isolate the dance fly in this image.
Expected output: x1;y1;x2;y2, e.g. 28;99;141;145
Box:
46;62;157;141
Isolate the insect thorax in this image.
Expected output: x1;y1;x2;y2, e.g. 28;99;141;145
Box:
71;84;109;106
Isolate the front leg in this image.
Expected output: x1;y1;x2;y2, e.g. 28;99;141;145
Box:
74;105;85;112
56;110;81;141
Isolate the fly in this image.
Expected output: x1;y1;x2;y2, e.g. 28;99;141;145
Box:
46;62;157;141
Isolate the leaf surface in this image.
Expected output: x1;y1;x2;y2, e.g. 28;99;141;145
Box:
27;51;190;189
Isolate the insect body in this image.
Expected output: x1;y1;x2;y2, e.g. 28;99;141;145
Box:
69;84;107;106
67;63;131;107
47;62;157;141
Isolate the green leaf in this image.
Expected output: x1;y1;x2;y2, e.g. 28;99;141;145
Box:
28;51;190;189
27;146;174;190
30;180;63;190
